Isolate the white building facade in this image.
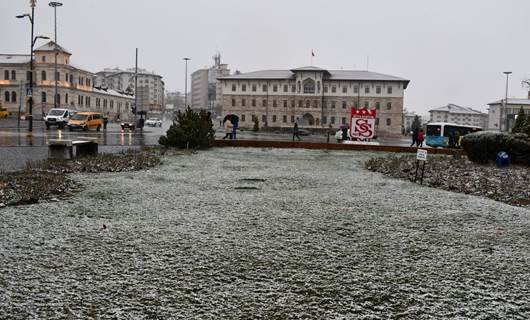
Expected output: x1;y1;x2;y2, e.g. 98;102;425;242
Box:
429;104;487;128
95;67;164;112
487;98;530;131
219;66;409;136
0;42;134;120
191;54;230;116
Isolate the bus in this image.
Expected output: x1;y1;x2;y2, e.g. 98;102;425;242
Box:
425;122;482;148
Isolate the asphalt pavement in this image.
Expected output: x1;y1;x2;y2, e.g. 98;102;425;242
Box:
0;118;418;171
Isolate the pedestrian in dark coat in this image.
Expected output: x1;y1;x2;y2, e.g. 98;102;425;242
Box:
293;123;301;141
416;129;425;147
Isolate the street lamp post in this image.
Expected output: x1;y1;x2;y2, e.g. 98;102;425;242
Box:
183;58;190;108
49;2;63;109
503;71;512;132
17;0;49;132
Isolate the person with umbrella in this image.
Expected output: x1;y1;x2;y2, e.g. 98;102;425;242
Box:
223;114;236;139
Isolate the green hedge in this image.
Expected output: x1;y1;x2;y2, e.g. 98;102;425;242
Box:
461;131;530;165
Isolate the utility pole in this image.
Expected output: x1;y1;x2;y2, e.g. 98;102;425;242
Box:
134;48;138;126
49;2;62;109
183;58;190;108
503;71;512;132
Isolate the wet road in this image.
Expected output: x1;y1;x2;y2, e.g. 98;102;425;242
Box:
0;119;414;147
0;120;165;147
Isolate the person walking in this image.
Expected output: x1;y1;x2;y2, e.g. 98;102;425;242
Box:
232;118;238;140
293;122;301;141
416;129;425;147
102;113;108;131
327;124;333;143
410;127;418;147
223;119;233;139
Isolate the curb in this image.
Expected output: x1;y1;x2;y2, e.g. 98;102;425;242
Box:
213;139;461;155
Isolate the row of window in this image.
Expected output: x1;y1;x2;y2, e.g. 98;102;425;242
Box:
3;69;92;86
40;55;69;64
4;91;17;102
38;91;128;109
237;114;392;126
230;98;393;110
4;70;17;81
230;81;395;95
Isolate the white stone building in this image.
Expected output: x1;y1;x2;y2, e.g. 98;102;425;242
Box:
95;67;165;112
191;54;230;115
487;97;530;131
0;41;134;120
219;66;409;136
428;104;487;128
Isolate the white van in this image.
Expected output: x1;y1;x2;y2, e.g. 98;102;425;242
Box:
45;108;76;129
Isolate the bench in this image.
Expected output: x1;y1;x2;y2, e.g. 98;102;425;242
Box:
48;139;98;159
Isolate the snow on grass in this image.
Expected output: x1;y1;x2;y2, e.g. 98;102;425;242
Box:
0;147;529;319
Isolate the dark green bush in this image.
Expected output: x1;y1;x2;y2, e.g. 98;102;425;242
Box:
158;107;214;149
461;131;530;165
512;107;527;134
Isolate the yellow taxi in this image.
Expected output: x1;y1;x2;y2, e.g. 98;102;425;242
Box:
0;107;9;119
67;112;103;131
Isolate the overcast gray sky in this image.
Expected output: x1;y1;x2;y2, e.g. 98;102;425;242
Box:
2;0;530;116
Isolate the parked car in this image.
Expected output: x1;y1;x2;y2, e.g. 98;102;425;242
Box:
44;108;75;129
298;129;311;136
121;121;135;131
68;112;103;131
145;117;162;127
0;107;9;119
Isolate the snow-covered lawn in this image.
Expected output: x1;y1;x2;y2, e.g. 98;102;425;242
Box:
1;148;529;319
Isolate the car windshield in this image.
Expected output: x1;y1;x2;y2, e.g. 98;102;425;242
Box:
72;114;88;120
148;118;159;121
48;109;65;116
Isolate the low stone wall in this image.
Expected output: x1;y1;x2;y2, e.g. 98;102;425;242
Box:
213;139;460;155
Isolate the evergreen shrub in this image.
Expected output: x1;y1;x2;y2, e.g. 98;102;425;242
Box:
158;107;214;149
461;131;530;166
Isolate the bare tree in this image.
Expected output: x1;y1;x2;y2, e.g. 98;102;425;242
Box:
522;78;530;92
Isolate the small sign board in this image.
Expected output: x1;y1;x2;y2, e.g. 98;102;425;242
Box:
416;149;428;161
26;88;32;97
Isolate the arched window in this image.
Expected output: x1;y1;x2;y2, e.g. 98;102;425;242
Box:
11;70;16;80
303;78;315;94
69;74;73;83
41;92;47;103
4;70;9;80
11;91;16;102
41;71;47;81
5;91;10;102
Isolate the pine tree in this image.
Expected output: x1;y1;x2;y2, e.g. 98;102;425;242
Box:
523;113;530;135
512;107;527;133
411;115;421;132
158;107;214;148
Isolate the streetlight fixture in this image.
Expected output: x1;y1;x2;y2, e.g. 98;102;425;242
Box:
183;58;190;108
17;0;49;132
49;1;63;109
503;71;512;132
